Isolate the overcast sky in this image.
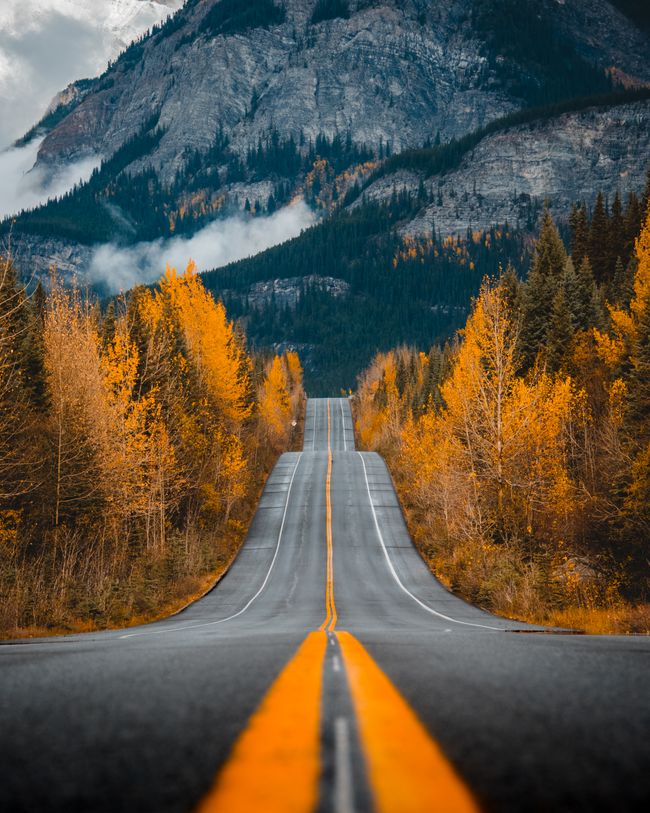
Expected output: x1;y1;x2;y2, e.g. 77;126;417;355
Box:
0;1;181;219
0;0;181;149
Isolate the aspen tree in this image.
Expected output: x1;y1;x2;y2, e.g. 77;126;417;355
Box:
43;279;109;533
258;355;292;449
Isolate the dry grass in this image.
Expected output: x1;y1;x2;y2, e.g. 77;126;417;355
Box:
544;605;650;635
0;546;233;640
385;472;650;637
0;474;272;640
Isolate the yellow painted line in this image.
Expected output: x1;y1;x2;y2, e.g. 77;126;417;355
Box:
337;631;481;813
320;400;337;632
196;631;327;813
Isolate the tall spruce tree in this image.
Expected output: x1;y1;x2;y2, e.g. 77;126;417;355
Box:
609;191;626;272
569;204;589;266
499;262;524;323
629;290;650;440
520;208;567;369
547;283;574;372
611;256;634;308
574;257;600;330
589;192;610;283
624;192;642;259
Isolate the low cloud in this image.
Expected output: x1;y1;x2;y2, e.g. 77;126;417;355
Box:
0;1;181;149
0;8;106;148
0;138;100;219
88;200;317;293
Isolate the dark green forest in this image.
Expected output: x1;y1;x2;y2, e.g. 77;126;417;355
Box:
209;192;529;394
209;174;649;395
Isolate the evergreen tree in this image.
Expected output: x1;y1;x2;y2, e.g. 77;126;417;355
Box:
520;208;567;368
589;192;610;283
569;203;589;266
609;191;626;272
611;256;634;308
629;298;650;439
642;167;650;219
624;192;642;259
499;263;524;339
574;257;599;331
562;258;580;325
102;301;117;347
547;284;574;372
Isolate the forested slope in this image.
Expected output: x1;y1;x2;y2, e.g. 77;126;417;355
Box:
354;198;650;633
0;262;303;637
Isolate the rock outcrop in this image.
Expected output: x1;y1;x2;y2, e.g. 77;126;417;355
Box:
358;100;650;235
35;0;649;177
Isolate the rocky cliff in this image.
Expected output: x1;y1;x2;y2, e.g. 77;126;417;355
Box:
358;99;650;236
34;0;649;175
4;0;650;290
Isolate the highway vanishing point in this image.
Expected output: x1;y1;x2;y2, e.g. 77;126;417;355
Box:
1;398;649;812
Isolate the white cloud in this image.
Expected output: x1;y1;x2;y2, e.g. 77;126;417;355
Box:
0;138;100;219
88;200;317;293
0;0;182;148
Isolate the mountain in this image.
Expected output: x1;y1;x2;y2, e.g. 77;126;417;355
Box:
356;95;650;236
0;0;183;148
5;1;648;252
2;0;649;389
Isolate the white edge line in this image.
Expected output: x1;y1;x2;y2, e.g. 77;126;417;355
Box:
357;452;502;632
340;399;347;451
312;401;316;451
120;453;304;639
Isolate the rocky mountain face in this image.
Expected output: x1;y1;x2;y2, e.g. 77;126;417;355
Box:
34;0;650;174
4;0;650;291
359;99;650;236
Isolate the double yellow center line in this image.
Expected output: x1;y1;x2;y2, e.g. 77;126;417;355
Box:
320;401;337;632
197;399;479;813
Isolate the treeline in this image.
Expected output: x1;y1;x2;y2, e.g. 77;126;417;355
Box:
199;0;285;38
355;203;650;632
472;0;614;107
0;262;303;636
350;87;650;199
3;121;376;246
211;193;527;393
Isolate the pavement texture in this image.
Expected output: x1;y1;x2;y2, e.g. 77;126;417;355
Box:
1;398;649;812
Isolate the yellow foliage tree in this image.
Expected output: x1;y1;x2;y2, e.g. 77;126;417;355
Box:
258;355;292;450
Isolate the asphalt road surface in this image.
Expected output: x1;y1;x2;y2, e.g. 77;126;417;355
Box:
1;398;649;812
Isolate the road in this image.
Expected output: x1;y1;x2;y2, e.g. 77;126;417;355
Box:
1;398;649;812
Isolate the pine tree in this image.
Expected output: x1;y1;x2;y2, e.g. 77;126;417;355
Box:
609;191;626;273
589;192;610;283
499;263;524;321
574;257;599;331
569;204;589;266
101;301;117;347
642;167;650;219
614;256;635;308
624;192;642;259
628;209;650;438
628;289;650;438
547;284;574;372
520;208;567;368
